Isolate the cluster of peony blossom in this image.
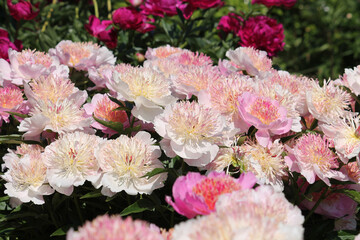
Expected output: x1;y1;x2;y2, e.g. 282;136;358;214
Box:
1;40;360;239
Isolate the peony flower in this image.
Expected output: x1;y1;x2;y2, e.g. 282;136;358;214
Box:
0;49;69;85
88;63;132;90
24;73;86;107
141;0;183;17
341;65;360;96
145;45;186;60
306;80;352;124
67;215;164;240
238;16;285;57
83;93;128;135
239;139;288;191
43;132;103;195
2;144;54;206
225;46;272;76
127;0;144;7
217;13;243;35
171;185;304;240
299;180;358;221
109;66;177;123
84;15;117;49
320;114;360;163
165;171;256;218
266;70;311;116
7;0;39;21
340;161;360;183
0;84;25;126
171;65;221;99
112;7;155;33
18;98;92;139
0;28;22;62
257;80;302;132
252;0;296;8
180;0;223;19
198;73;254;133
154;101;229;167
49;40;116;71
95;131;167;196
285;133;347;186
237;92;293;147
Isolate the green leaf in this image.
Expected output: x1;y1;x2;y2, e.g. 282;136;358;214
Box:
141;168;168;179
93;114;123;133
335;189;360;204
6;111;30;119
108;95;126;108
80;190;103;199
50;227;66;237
120;198;155;216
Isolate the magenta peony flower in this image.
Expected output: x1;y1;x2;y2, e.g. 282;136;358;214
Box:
165;171;256;218
252;0;296;8
180;0;223;19
85;15;117;49
7;0;39;21
217;13;243;35
112;7;143;30
238;16;285;57
141;0;182;17
0;29;22;62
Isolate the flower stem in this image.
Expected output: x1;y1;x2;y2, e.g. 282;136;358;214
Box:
73;196;84;223
93;0;99;18
107;0;112;19
304;187;328;222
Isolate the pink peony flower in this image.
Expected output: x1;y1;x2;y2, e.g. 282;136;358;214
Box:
2;144;54;206
252;0;296;8
285;133;347;186
0;49;69;85
95;131;167;196
340;66;360;96
299;180;358;221
108;66;177;123
0;29;22;62
306;80;351;124
145;45;186;60
83;93;128;136
141;0;182;17
43;132;103;196
85;15;117;49
225;46;272;76
320;115;360;163
49;40;116;71
127;0;144;7
170;65;221;99
171;185;304;240
217;13;243;35
238;16;285;57
237;92;292;147
0;84;25;126
198;73;254;133
165;171;256;218
7;0;39;21
238;139;288;191
154;101;229;167
67;215;164;240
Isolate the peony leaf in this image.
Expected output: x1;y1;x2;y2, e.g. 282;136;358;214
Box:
93;114;124;133
50;227;66;237
141;168;168;179
335;189;360;204
120;198;155;217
